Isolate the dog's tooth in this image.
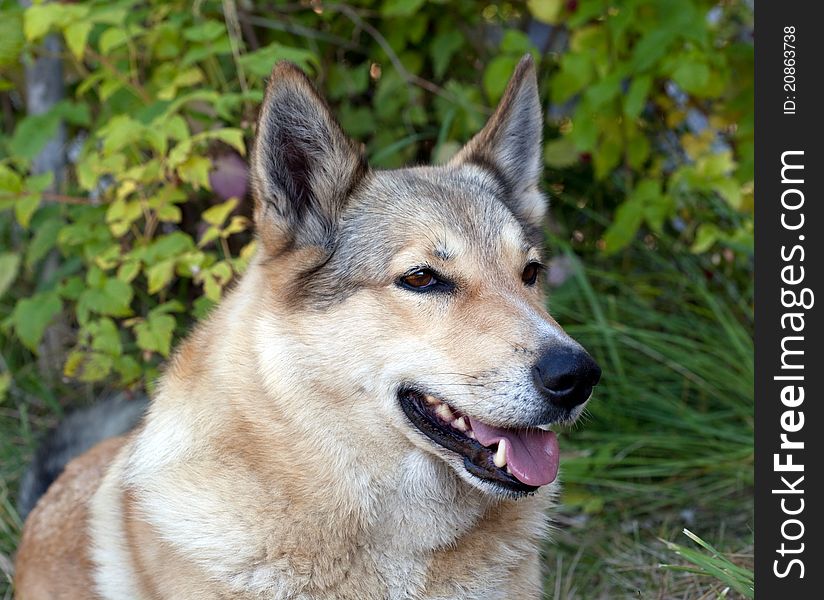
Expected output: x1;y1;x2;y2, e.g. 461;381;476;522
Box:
506;466;513;475
435;404;454;422
467;431;476;440
452;416;468;431
493;439;508;468
536;424;552;431
424;395;439;405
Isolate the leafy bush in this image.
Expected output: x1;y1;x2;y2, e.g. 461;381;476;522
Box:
0;0;752;395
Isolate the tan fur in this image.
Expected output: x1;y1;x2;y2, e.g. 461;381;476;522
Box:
15;437;124;599
15;55;594;599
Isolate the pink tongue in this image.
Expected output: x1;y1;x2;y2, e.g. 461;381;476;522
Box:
467;419;559;487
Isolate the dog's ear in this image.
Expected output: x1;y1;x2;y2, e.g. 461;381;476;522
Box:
251;62;367;253
450;54;546;227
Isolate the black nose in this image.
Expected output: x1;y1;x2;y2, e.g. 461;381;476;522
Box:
532;346;601;409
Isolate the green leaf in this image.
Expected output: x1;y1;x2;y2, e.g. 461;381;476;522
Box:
223;215;249;236
24;4;65;41
59;276;85;301
10;291;62;352
630;29;674;72
544;137;579;169
183;20;225;42
585;70;623;109
202;198;238;227
326;64;369;100
199;226;220;248
0;372;11;403
200;261;233;301
64;20;92;61
339;105;376;138
151;300;185;315
0;164;23;194
500;30;534;55
163;115;190;142
80;353;113;382
624;74;652;120
177;156;211;189
99;26;130;54
594;137;622;179
239;43;319;77
603;199;644;255
15;193;42;228
626;134;650;169
382;0;426;18
0;8;24;67
146;259;175;294
64;350;113;382
192;295;216;320
98;77;124;101
714;179;742;210
157;67;205;100
25;216;62;268
89;5;128;26
430;30;463;79
194;128;246;155
643;194;673;233
62;98;94;125
142;232;195;263
483;56;519;104
167;138;194;168
552;53;594;104
113;355;141;384
672;60;711;96
117;259;141;283
156;204;181;223
0;253;21;298
89;318;122;356
527;0;564;24
632;179;662;203
570;107;598;153
134;313;176;356
181;37;232;67
8;111;62;162
78;277;133;319
698;151;735;179
691;223;722;253
98;115;144;155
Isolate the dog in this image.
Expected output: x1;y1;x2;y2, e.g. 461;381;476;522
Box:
14;54;601;599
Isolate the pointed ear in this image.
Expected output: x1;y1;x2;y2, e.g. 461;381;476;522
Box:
450;54;546;227
251;62;367;253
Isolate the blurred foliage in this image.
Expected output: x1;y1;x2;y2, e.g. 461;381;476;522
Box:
0;0;752;395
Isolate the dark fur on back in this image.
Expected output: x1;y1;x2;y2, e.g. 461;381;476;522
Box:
17;394;148;520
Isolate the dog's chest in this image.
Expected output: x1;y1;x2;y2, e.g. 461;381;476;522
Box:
234;462;547;600
320;461;547;600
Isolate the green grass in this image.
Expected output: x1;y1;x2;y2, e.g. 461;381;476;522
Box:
0;332;71;598
0;241;753;599
661;530;754;598
0;406;35;599
543;241;753;597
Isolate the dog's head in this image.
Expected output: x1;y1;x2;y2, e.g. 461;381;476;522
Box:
249;56;600;498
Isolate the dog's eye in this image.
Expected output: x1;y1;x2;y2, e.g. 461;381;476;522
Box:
401;269;438;290
521;262;542;286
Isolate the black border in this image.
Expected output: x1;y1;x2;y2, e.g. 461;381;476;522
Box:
755;1;824;595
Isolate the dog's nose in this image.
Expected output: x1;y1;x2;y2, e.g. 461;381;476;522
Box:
532;346;601;409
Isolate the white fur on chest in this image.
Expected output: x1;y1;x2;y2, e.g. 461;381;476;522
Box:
93;419;548;600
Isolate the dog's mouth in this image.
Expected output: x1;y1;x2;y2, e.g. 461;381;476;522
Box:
398;390;559;495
